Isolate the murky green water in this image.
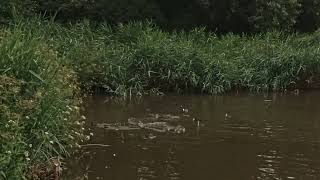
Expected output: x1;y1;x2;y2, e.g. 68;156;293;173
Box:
65;92;320;180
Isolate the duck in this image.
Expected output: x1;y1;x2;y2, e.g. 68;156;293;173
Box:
225;113;232;119
180;105;189;113
193;118;202;127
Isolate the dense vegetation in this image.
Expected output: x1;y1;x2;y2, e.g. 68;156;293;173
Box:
1;0;320;32
1;1;320;179
2;19;319;97
46;21;320;96
0;20;86;179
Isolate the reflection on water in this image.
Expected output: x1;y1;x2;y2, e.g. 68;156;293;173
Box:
64;92;320;180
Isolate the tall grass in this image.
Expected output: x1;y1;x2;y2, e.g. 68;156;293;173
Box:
0;20;85;179
36;20;320;96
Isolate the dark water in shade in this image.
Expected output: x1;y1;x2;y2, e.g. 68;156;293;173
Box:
64;92;320;180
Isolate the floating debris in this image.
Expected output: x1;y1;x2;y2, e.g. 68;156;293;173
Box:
96;114;186;134
128;115;186;133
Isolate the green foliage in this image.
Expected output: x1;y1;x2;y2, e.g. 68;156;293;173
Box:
252;0;301;31
0;76;26;179
0;20;85;179
33;20;320;95
0;0;38;24
3;0;320;32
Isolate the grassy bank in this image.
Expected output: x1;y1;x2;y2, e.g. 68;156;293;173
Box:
1;18;320;178
0;22;86;179
43;20;320;96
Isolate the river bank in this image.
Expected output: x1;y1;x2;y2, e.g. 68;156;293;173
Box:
42;19;320;95
1;18;320;179
0;21;86;179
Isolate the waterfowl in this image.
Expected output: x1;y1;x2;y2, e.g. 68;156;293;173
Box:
180;105;189;113
193;118;202;127
225;113;232;119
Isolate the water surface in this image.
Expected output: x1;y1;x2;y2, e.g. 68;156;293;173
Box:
65;92;320;180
